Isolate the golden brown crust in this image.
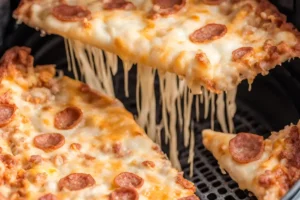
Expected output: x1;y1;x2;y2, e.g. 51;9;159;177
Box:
176;173;196;191
0;46;33;79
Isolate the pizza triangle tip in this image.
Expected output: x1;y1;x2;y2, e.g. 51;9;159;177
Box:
0;46;198;200
203;124;300;200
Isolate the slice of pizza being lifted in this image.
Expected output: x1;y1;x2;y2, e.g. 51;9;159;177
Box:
202;123;300;200
14;0;300;93
0;46;198;200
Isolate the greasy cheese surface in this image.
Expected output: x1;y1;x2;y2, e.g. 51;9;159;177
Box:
202;126;299;200
14;0;300;92
0;63;195;199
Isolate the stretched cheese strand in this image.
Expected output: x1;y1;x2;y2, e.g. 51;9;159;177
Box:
226;88;237;133
216;92;228;133
64;39;237;171
188;122;195;178
136;65;157;141
210;93;215;130
123;61;132;97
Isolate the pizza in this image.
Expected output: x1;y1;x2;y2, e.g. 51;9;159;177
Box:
13;0;300;93
202;122;300;200
0;46;198;200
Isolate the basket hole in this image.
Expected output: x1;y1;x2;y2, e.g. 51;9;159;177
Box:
197;183;207;189
229;182;238;189
225;195;235;200
193;177;200;183
196;162;205;168
201;187;209;193
207;193;217;200
235;189;247;199
200;167;209;174
207;175;216;182
212;181;221;187
218;187;227;194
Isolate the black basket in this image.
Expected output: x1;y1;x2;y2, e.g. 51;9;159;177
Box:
1;1;300;199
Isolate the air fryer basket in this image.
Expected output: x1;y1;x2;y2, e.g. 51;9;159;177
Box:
1;0;300;199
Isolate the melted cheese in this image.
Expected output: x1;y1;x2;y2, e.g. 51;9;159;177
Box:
62;39;238;171
0;73;197;199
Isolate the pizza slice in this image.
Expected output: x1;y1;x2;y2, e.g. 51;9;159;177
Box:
14;0;300;93
0;46;198;200
202;123;300;200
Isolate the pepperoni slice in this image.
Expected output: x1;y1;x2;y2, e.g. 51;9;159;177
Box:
54;106;83;130
0;104;16;127
110;187;138;200
52;4;91;22
38;193;57;200
178;195;200;200
152;0;185;16
189;24;227;43
103;0;136;10
202;0;224;5
229;133;264;163
58;173;96;191
232;47;254;61
33;133;65;152
114;172;144;188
